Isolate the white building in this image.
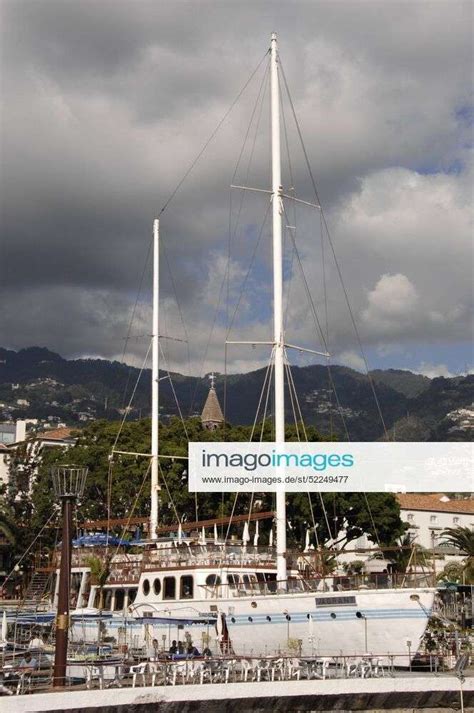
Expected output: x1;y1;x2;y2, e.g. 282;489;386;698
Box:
0;420;27;486
331;493;473;574
398;493;474;550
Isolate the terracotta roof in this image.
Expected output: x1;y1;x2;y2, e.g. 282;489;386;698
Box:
35;427;78;441
201;387;224;424
397;494;474;515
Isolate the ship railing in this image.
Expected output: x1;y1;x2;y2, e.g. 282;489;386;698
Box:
206;571;435;598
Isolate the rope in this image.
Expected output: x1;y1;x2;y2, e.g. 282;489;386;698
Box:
2;510;57;590
278;57;389;439
158;50;270;217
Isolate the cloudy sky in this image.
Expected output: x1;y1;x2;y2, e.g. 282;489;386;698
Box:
1;0;472;379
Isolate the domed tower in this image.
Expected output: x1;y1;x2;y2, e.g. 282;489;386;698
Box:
201;373;224;430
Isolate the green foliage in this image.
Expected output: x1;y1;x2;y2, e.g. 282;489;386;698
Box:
22;418;406;556
385;533;431;574
440;527;474;557
439;527;474;583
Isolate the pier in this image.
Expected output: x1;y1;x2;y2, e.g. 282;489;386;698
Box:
4;675;474;713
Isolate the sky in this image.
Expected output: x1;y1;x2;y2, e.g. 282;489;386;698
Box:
1;0;472;379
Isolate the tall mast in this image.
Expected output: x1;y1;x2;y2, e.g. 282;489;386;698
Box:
150;218;160;539
270;32;287;585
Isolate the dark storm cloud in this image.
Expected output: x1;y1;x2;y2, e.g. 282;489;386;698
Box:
1;0;472;372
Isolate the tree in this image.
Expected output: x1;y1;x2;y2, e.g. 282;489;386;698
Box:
17;416;405;557
440;527;474;557
440;527;474;584
385;532;431;574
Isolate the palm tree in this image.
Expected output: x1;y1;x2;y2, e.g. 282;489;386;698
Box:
384;533;430;573
85;554;111;610
440;527;474;584
440;527;474;557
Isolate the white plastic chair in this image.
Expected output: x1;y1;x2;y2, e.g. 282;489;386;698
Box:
130;661;148;687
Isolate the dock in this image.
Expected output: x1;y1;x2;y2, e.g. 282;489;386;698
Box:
4;676;474;713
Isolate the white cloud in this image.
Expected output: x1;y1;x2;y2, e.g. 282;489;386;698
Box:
415;362;454;379
336;350;365;373
1;1;472;374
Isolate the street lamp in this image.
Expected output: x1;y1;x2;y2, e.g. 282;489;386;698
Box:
52;465;88;687
356;611;368;653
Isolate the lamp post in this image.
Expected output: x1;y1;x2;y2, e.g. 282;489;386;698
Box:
52;465;88;687
356;611;368;653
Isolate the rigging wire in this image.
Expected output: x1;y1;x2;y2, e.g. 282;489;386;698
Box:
107;339;152;530
224;58;270;428
2;510;57;591
278;57;389;439
281;202;351;440
158;50;270;218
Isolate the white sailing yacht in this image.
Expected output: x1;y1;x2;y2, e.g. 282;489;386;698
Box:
50;33;435;664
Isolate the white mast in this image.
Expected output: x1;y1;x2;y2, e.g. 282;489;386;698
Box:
150;218;160;539
270;32;287;585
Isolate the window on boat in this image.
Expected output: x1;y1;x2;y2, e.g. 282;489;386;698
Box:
114;589;125;611
127;588;137;605
205;574;221;588
227;574;240;589
70;572;82;608
288;577;303;592
163;576;176;600
153;578;161;596
180;575;193;599
142;578;150;596
243;575;257;589
104;590;113;611
264;573;277;592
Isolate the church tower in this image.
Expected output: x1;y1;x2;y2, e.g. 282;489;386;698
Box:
201;374;224;430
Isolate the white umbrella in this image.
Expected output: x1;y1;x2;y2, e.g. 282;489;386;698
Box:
177;523;183;541
242;522;250;548
304;529;310;552
253;520;259;547
201;526;206;544
1;611;7;642
269;528;273;547
214;524;218;544
216;612;223;641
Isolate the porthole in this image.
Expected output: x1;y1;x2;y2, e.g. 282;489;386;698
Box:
248;616;253;622
153;578;161;596
266;616;272;622
142;579;150;596
231;617;236;623
285;614;291;621
251;601;257;608
330;612;336;619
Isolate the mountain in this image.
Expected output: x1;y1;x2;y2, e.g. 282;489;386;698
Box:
369;369;430;398
0;347;472;441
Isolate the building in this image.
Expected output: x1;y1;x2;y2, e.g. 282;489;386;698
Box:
0;420;27;486
0;420;26;446
6;426;79;494
201;374;224;430
332;493;473;575
398;493;474;551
